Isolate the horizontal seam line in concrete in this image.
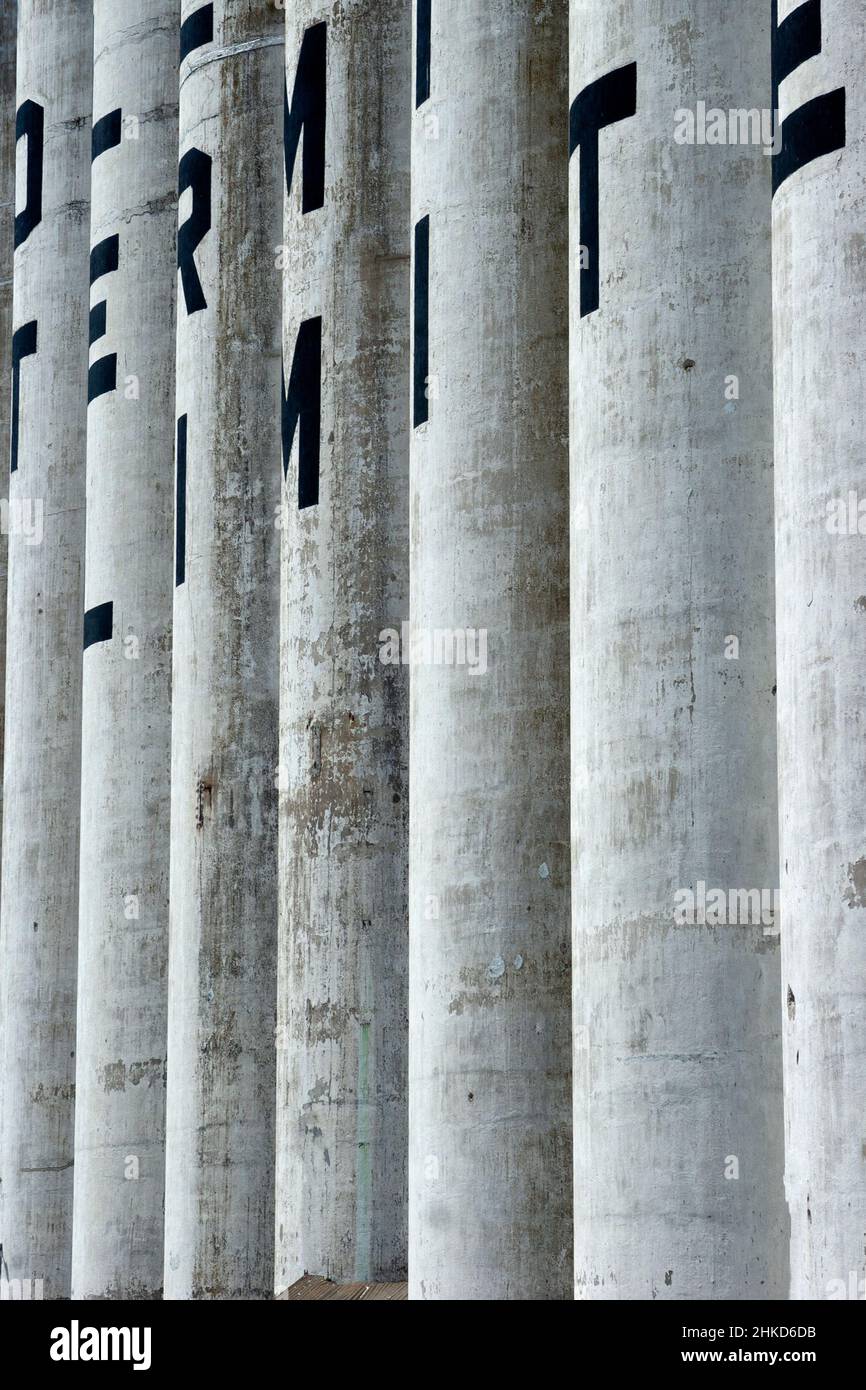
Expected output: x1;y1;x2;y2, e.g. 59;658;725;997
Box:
180;34;284;89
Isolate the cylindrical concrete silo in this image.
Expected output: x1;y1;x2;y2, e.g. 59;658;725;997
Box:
164;0;283;1299
71;0;179;1301
569;2;787;1298
772;0;864;1300
276;0;411;1291
0;0;92;1297
0;0;14;896
408;1;573;1301
0;0;16;1264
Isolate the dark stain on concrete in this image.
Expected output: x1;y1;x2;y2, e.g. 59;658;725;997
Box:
844;858;866;908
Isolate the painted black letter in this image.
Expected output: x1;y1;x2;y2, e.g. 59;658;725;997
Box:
84;601;114;651
282;316;322;510
284;22;327;214
176;415;187;587
772;0;845;195
569;63;637;318
416;0;432;108
180;3;213;62
413;215;429;429
15;100;43;249
88;234;119;404
178;148;212;314
11;320;37;473
92;108;122;162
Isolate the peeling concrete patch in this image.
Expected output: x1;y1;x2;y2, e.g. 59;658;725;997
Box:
844;858;866;908
101;1062;128;1094
305;1077;330;1109
30;1080;76;1105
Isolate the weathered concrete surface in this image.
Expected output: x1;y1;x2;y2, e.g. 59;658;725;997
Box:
773;0;866;1301
276;0;410;1291
0;0;91;1297
164;0;282;1299
570;2;787;1298
72;0;178;1301
0;0;16;1259
408;1;573;1301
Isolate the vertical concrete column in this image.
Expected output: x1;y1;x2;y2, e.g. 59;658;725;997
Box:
72;0;179;1301
569;2;786;1298
409;1;573;1301
0;0;92;1297
277;0;411;1290
0;0;16;1262
0;1;14;905
772;0;865;1301
164;0;282;1299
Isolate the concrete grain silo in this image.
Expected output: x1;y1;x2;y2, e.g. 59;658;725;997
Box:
569;1;787;1298
72;0;179;1302
276;0;411;1290
0;0;92;1298
1;0;861;1311
408;0;573;1301
0;0;15;1266
163;0;283;1299
771;0;865;1301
